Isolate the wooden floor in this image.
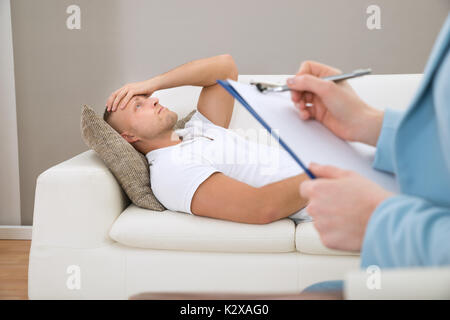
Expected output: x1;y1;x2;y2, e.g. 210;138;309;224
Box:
0;240;31;300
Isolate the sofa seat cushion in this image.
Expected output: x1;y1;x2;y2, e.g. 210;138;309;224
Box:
295;222;359;256
109;204;296;253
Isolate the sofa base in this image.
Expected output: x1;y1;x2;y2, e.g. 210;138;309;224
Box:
28;242;360;299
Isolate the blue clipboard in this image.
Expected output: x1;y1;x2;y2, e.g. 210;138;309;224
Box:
217;80;315;179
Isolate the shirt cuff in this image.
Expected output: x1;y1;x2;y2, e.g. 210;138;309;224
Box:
372;109;404;174
360;195;401;269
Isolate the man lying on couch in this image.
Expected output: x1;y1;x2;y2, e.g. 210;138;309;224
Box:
104;54;310;224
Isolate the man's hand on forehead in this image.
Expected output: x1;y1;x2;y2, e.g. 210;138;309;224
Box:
106;79;156;112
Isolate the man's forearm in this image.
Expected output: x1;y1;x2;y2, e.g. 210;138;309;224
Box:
258;173;310;223
150;54;237;91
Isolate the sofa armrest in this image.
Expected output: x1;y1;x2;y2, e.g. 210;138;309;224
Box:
344;267;450;299
32;150;129;249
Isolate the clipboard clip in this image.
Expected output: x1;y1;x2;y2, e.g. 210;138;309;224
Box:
251;68;372;93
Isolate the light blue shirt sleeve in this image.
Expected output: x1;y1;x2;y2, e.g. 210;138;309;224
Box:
361;14;450;270
372;109;405;174
361;195;450;269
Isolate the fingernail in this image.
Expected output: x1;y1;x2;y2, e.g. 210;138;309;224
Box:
287;77;295;85
295;102;300;109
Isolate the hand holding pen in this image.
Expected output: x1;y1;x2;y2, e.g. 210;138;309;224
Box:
283;61;384;147
255;68;371;93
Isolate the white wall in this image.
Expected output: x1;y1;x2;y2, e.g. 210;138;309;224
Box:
0;0;21;225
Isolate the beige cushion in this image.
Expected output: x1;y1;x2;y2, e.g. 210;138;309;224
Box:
80;105;195;211
109;204;296;253
295;221;359;256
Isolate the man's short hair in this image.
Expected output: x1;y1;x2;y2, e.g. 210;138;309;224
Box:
103;107;122;134
103;107;112;124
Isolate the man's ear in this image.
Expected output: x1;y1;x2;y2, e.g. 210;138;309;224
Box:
120;131;140;144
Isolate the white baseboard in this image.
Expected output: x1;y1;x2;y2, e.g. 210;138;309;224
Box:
0;225;32;240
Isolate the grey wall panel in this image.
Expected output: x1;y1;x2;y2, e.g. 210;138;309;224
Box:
10;0;450;224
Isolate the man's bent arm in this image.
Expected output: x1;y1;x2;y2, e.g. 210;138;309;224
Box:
191;173;309;224
152;54;236;90
152;54;238;127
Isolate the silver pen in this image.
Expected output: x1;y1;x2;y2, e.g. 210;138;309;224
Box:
253;68;372;93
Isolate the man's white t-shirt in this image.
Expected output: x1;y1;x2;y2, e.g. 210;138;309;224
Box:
146;111;310;222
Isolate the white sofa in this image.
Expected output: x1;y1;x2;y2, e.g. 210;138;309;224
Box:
28;74;450;299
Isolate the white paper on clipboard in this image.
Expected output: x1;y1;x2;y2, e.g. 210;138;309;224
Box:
226;80;399;193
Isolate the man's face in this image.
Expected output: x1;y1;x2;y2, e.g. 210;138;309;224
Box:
109;95;178;143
